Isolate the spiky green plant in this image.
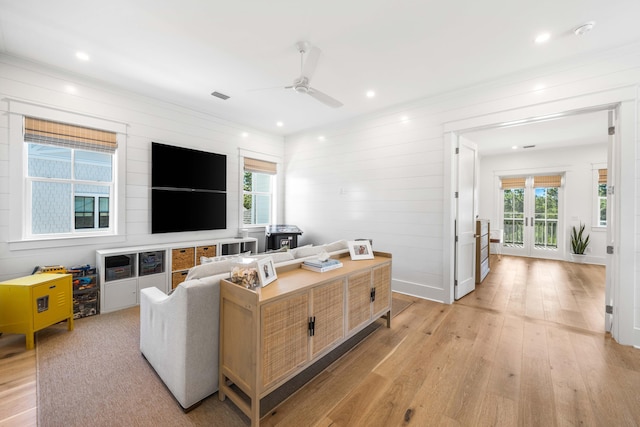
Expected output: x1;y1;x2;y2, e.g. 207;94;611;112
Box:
570;223;590;255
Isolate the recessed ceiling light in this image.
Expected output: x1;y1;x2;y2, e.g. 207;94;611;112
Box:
366;90;376;98
276;121;283;127
241;132;249;138
65;85;77;94
512;145;518;150
318;136;325;141
533;83;546;91
534;33;551;44
574;21;595;36
75;51;90;61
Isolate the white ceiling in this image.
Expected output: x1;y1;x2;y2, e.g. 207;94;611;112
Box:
1;0;639;141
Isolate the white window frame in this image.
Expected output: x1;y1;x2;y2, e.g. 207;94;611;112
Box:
238;149;280;230
8;100;127;250
593;163;607;229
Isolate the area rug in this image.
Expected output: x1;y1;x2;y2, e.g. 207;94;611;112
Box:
36;298;409;426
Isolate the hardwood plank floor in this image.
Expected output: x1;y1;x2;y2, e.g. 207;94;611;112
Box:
2;256;639;426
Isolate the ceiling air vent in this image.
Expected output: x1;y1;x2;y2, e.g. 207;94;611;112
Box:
523;145;536;149
211;91;230;100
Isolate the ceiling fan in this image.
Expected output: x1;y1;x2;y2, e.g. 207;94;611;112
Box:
261;41;343;108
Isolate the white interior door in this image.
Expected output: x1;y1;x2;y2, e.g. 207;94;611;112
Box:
455;138;477;300
604;109;616;333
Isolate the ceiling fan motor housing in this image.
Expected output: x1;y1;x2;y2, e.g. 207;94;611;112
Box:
293;77;310;93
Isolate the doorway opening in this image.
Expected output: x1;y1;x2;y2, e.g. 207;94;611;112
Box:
448;105;616;335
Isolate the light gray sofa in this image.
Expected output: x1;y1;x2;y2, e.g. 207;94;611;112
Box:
139;240;349;410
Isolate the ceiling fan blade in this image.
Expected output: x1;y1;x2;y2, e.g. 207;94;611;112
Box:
301;46;321;81
308;87;343;108
247;84;287;92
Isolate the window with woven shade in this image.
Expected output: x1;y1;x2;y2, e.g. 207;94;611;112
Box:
597;168;607;226
24;116;117;235
243;156;277;226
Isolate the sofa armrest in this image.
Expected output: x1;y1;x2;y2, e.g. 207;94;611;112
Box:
140;286;169;305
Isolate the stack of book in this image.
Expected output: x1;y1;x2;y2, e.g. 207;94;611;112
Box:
301;258;343;273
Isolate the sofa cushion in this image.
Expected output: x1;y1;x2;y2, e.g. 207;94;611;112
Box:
253;252;295;263
291;245;326;259
186;259;234;281
200;251;251;264
324;239;348;253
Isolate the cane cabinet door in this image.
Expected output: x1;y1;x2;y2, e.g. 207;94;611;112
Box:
261;292;309;389
347;270;372;333
310;278;345;358
372;264;391;318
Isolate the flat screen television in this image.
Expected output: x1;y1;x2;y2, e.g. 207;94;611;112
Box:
151;142;227;234
152;142;226;191
151;189;226;233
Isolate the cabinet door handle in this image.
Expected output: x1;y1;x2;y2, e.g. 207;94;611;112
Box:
308;316;315;337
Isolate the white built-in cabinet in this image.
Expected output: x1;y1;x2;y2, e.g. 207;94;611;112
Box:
96;237;257;313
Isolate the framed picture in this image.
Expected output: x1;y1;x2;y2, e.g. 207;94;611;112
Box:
257;257;277;287
348;240;374;260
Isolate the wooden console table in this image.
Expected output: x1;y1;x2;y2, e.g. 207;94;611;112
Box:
219;253;392;427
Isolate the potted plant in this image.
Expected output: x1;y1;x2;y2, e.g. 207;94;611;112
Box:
570;223;590;261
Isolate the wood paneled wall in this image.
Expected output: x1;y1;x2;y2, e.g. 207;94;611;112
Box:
0;55;284;281
283;40;640;324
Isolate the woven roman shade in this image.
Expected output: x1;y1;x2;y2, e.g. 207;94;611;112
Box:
533;175;562;188
598;169;607;184
24;117;117;153
244;157;277;175
500;177;526;190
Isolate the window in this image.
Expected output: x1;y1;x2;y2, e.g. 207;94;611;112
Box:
597;168;607;227
242;157;277;226
24;117;116;236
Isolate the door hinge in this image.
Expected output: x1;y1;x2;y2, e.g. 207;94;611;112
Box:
308;316;316;337
608;185;614;195
606;305;613;315
455;235;459;242
454;191;459;198
455;147;459;154
607;245;614;255
608;126;615;135
454;279;458;287
370;287;376;302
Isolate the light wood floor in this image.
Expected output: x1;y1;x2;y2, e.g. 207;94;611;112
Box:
2;256;640;426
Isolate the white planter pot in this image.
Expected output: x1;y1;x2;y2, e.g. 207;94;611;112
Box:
570;253;587;263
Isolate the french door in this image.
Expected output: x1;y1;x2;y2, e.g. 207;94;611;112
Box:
501;175;563;259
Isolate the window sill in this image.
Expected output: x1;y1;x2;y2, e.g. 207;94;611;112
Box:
9;234;126;251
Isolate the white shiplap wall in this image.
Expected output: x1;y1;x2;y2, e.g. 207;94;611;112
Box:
0;55;284;281
284;42;640;347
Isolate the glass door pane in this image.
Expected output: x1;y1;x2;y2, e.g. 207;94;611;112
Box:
533;187;559;250
503;188;524;248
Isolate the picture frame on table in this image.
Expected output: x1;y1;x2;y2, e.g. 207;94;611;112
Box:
348;240;374;260
257;257;277;287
